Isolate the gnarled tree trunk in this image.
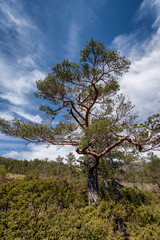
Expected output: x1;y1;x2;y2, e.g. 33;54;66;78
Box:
87;147;99;205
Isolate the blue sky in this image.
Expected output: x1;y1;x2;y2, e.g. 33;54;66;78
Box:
0;0;160;160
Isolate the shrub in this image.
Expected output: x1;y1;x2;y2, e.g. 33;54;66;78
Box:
0;178;160;239
0;165;7;178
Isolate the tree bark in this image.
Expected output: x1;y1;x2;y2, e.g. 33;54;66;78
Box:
87;146;99;205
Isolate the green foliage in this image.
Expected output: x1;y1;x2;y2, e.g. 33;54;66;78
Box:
0;178;87;239
146;153;160;183
34;38;130;124
0;156;83;181
80;118;112;149
52;59;80;83
0;165;7;178
136;114;160;150
52;121;76;136
80;38;131;76
55;155;64;178
65;152;77;181
0;178;160;239
0;118;55;142
65;152;76;166
97;150;160;187
97;80;120;96
120;188;147;207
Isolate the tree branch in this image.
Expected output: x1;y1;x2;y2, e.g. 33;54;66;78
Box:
69;109;85;128
85;84;99;127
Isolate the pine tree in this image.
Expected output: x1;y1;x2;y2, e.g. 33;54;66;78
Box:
0;39;160;204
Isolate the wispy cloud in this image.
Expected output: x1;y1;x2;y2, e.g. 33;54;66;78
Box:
137;0;160;28
0;0;45;122
63;0;102;61
1;3;31;28
66;22;80;60
0;0;41;59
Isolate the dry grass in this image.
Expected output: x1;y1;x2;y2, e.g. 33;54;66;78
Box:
6;173;25;179
121;181;160;193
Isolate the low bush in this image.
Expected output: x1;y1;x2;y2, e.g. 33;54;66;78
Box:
0;178;160;239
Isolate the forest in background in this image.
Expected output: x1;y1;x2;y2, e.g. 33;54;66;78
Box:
0;153;160;239
0;152;160;188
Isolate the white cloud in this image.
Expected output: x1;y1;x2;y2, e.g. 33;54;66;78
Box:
112;0;160;119
0;112;14;121
3;143;79;161
0;61;44;122
3;151;19;159
0;60;45;106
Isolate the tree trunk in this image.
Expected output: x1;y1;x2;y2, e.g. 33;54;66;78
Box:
87;147;99;205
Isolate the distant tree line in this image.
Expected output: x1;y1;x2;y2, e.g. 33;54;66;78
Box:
0;152;160;189
0;152;82;182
